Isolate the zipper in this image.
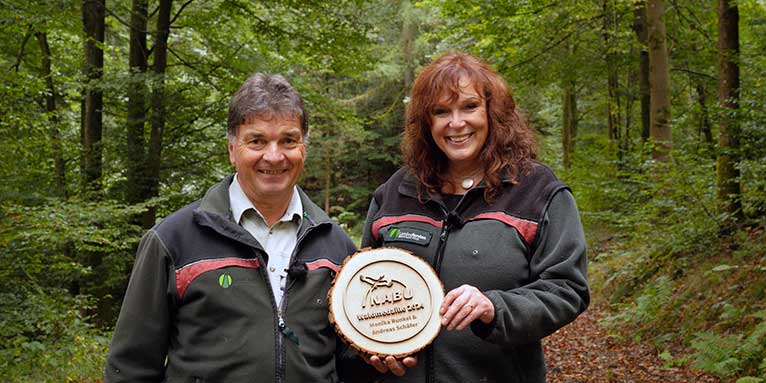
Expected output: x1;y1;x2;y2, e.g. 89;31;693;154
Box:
433;204;451;275
427;203;452;383
274;220;324;383
253;248;286;383
427;190;474;383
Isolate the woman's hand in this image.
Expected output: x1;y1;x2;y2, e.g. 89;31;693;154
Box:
440;284;494;331
363;354;418;376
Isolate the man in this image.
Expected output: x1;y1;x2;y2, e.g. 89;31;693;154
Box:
105;73;357;382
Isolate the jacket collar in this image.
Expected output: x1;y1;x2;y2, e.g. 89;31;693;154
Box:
396;167;516;201
194;174;331;248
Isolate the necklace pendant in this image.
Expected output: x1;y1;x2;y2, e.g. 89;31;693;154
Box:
461;177;474;190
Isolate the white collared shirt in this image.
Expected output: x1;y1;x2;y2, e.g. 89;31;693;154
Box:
229;175;302;305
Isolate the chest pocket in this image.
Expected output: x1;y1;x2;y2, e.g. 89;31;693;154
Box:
380;225;434;247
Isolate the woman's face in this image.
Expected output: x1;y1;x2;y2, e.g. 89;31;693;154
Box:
429;78;488;175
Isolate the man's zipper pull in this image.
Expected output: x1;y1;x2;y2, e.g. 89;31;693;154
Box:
278;315;300;345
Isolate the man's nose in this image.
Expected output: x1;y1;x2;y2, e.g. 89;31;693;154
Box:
262;142;285;162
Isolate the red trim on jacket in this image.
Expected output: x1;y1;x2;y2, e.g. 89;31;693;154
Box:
371;214;443;241
468;212;538;245
175;258;260;299
306;258;340;273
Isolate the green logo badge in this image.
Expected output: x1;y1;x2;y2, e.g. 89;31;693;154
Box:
385;226;432;246
218;273;233;288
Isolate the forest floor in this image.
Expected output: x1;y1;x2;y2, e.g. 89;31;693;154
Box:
543;303;722;383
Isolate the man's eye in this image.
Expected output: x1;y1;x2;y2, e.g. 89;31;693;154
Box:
283;138;299;147
248;139;266;148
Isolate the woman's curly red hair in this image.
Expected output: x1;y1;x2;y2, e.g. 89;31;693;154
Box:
402;53;538;200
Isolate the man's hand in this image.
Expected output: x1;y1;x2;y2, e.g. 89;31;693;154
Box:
363;354;418;376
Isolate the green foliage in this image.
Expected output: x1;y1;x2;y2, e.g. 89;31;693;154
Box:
690;314;766;379
0;290;109;382
0;0;765;380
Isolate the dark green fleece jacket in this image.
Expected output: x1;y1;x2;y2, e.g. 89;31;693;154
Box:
342;163;589;383
105;175;357;383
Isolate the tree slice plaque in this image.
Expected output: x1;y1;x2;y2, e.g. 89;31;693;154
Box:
329;247;444;358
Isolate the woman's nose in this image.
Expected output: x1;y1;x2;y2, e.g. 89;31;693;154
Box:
448;110;466;128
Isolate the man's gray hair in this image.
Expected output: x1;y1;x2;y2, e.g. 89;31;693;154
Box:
227;73;308;138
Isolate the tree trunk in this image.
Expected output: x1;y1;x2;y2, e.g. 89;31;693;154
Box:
624;66;636;158
36;31;67;198
695;82;714;145
716;0;743;220
126;0;149;205
401;0;416;89
633;1;651;143
143;0;173;228
647;0;672;161
324;151;331;214
81;0;105;195
562;79;577;169
603;0;620;146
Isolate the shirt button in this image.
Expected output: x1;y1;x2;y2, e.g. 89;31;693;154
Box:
270;266;276;272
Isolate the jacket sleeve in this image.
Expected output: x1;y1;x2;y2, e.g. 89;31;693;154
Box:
360;197;381;249
104;230;175;382
471;189;589;346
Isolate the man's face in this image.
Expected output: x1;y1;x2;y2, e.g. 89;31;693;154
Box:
228;116;306;205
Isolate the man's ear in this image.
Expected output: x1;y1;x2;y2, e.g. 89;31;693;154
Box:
227;136;236;165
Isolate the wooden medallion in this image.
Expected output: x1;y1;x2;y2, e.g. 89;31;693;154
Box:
329;247;444;358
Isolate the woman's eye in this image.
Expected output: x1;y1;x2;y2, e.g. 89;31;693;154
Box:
465;103;479;110
432;108;448;116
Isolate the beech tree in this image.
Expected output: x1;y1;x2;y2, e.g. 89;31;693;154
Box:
647;0;672;161
717;0;742;220
81;0;105;194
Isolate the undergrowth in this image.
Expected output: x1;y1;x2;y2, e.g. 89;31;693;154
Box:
564;134;766;382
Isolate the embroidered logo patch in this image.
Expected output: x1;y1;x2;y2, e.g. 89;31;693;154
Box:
218;273;233;288
385;226;432;246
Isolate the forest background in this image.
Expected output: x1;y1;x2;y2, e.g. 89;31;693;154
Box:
1;0;765;381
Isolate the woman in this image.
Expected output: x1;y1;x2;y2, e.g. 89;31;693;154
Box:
353;53;589;382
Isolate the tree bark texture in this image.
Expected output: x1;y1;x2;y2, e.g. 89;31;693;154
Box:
143;0;173;228
716;0;742;219
695;83;713;145
562;80;577;169
36;31;67;198
647;0;672;161
633;1;651;143
603;0;620;145
126;0;149;205
81;0;105;195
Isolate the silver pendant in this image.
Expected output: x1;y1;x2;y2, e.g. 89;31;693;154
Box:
461;177;474;190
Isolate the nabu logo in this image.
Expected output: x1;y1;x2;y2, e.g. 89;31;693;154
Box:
359;274;413;309
218;273;233;288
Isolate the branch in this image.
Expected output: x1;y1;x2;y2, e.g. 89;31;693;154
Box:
668;0;713;43
170;0;194;26
670;67;717;81
513;1;561;17
511;11;606;69
104;3;150;33
10;25;33;72
104;4;132;29
511;30;576;69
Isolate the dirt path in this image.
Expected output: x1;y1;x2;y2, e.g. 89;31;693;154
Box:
543;305;721;383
